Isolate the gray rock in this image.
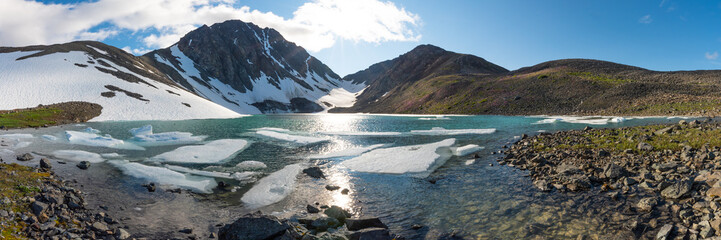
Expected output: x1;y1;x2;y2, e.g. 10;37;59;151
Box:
637;197;658;212
341;188;350;195
307;204;320;214
16;153;34;161
324;206;351;223
218;212;289;240
700;220;715;238
348;228;392;240
346;217;388;231
116;228;131;240
654;127;674;135
76;161;90;170
534;180;550;192
661;179;692;199
603;163;627;179
325;185;341;191
638;142;654;151
31;201;48;216
303;167;325;179
310;217;342;231
92;222;109;232
40;158;52;169
656;223;673;240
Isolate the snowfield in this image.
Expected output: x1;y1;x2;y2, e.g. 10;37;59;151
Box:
0;50;242;121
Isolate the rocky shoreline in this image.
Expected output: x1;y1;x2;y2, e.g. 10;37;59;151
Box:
503;118;721;239
0;159;132;239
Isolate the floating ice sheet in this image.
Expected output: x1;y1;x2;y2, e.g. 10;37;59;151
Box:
342;139;456;175
308;144;387;159
235;161;268;170
419;116;450;120
42;135;58;141
410;127;496;135
0;134;34;139
241;164;302;208
532;116;630;125
110;161;216;193
452;144;483;156
320;131;402;136
256;130;328;145
151;139;249;164
65;131;144;150
52;150;105;163
128;125;206;146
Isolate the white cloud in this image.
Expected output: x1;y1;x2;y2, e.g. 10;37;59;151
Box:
639;15;653;24
706;51;719;60
121;46;152;55
0;0;421;52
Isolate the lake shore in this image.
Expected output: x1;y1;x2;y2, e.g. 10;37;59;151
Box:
503;118;721;239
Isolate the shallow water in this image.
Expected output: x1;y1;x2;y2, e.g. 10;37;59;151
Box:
0;114;694;239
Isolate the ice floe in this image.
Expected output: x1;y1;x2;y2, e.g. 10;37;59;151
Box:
42;135;58;141
128;125;206;146
100;153;123;158
342;139;456;175
419;116;450;120
254;127;290;132
532;116;631;125
65;131;144;150
241;164;302;208
0;133;34;139
256;130;328;145
320;131;402;136
110;161;216;193
52;150;105;163
465;160;475;165
165;164;258;181
452;144;483;156
235;161;268;170
151;139;249;163
410;127;496;135
308;144;387;159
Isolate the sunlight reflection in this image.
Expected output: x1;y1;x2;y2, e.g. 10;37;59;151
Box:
326;168;354;212
315;114;363;133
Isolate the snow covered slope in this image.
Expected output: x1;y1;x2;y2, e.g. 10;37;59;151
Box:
0;42;242;121
145;20;365;114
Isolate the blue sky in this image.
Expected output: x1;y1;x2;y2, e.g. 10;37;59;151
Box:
4;0;721;76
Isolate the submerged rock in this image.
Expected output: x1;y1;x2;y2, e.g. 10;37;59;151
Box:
324;205;351;223
348;228;392;240
16;153;34;161
303;167;325;179
218;212;289;240
346;217;388;231
76;161;91;170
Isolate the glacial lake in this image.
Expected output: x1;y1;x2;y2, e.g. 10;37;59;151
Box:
0;114;694;238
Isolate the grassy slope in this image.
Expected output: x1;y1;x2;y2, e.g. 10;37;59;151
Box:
0;102;102;129
354;61;721;116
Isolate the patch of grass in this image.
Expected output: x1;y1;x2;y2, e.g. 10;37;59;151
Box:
567;72;632;85
0;107;63;129
533;124;721;154
0;164;53;239
623;101;721;115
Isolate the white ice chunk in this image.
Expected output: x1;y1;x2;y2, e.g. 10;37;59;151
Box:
0;134;34;139
254;127;290;132
532;116;632;125
42;135;58;141
83;127;101;134
308;144;387;159
320;131;402;136
232;171;260;181
151;139;249;163
235;161;268;170
165;165;234;179
101;153;123;158
410;127;496;135
241;163;302;208
342;139;456;175
452;144;483;156
256;130;328;145
52;150;105;163
419;116;450;120
465;160;475;165
65;131;144;150
110;161;216;193
128;125;206;146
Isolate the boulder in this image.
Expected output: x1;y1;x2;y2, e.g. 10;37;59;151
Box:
325;185;341;191
654;127;674;135
324;206;351;223
346;217;388;231
656;223;673;240
603;163;628;179
310;217;342;231
303;167;325;179
218;212;289;240
16;153;34;161
116;228;131;240
348;228;392;240
39;158;52;169
30;201;48;216
637;142;654;151
637;197;658;212
661;180;692;199
307;204;320;214
76;161;91;170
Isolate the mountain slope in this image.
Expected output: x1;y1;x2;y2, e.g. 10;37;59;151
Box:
332;44;509;113
144;20;364;114
342;54;721;116
0;41;242;121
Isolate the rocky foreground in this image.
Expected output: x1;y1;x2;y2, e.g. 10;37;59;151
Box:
503;118;721;239
0;159;131;239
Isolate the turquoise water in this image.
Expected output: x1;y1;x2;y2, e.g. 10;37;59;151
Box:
0;114;693;238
